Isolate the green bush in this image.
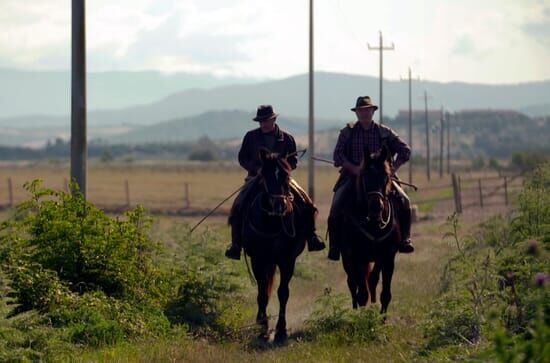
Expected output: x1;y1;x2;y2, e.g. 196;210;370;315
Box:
423;163;550;360
304;290;386;345
0;181;173;350
0;179;253;357
164;225;246;338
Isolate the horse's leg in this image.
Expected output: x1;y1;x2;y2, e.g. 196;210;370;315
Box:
342;255;358;308
355;261;369;307
380;255;396;315
368;262;382;304
251;258;271;339
347;275;358;309
274;260;294;343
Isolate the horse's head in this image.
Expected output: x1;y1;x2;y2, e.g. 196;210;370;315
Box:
357;146;392;225
257;147;293;217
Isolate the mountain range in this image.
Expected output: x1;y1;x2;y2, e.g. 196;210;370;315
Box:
0;68;260;119
1;70;550;147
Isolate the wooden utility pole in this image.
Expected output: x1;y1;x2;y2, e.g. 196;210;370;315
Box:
424;90;431;181
368;31;394;125
446;111;451;174
406;68;415;184
71;0;87;198
308;0;315;200
439;107;444;178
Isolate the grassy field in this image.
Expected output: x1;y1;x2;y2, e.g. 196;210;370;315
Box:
0;161;522;362
0;160;520;218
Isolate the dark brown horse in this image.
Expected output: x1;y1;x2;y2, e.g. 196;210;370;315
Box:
241;148;308;342
341;146;401;314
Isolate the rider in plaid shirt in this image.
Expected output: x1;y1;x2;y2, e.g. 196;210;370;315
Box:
327;96;414;261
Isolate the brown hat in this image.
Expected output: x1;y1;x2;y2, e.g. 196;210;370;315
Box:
253;105;279;122
351;96;378;111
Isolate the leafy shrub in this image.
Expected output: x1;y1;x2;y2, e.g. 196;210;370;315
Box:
423;294;482;350
165;225;245;338
0;180;172;350
424;163;550;360
513;162;550;240
511;152;550;173
1;180;168;305
0;179;248;356
304;290;386;345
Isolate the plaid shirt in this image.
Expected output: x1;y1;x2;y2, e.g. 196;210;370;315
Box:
333;121;411;169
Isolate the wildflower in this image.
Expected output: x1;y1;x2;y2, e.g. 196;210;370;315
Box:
534;272;548;287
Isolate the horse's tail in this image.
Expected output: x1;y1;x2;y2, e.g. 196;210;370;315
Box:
267;264;277;300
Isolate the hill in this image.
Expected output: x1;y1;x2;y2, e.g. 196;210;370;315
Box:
0;68;260;118
1;72;549;130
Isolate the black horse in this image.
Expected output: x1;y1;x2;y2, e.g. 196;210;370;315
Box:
341;146;401;314
241;148;308;342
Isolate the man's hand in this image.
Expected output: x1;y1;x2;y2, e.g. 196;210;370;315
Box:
343;161;361;176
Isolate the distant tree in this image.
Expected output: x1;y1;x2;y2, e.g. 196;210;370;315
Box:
188;136;221;161
471;155;485;170
488;158;501;171
511;151;550;173
188;149;217;161
100;150;114;163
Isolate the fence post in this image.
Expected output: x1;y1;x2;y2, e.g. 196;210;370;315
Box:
504;176;508;206
7;177;13;207
184;182;190;209
451;173;462;213
478;178;483;208
125;180;130;207
64;178;69;193
457;175;463;212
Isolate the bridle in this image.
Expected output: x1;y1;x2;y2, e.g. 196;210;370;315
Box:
366;190;392;230
258;160;294;217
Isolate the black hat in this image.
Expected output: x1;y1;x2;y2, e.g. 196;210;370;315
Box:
253;104;279;122
351;96;378;111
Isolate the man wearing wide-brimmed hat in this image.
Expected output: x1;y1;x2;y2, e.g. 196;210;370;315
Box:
225;105;325;260
326;96;414;261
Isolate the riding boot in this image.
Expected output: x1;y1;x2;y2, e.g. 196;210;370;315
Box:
327;216;341;261
225;216;242;260
305;206;325;252
307;232;326;252
398;207;414;253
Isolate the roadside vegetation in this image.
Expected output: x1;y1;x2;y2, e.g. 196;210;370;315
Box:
0;163;548;362
422;162;550;361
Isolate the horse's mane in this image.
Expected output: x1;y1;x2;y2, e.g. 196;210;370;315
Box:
258;157;292;181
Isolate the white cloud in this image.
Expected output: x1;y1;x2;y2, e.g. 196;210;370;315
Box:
0;0;549;83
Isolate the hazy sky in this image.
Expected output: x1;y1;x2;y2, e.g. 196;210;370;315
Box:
1;0;549;84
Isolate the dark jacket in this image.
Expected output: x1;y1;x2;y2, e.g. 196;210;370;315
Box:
333;121;411;170
238;125;298;177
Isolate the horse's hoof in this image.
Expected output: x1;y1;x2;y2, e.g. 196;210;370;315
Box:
274;331;288;345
